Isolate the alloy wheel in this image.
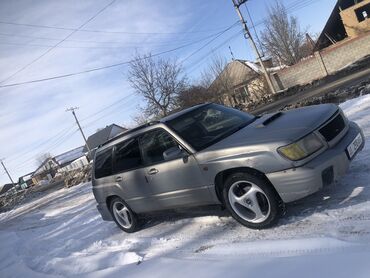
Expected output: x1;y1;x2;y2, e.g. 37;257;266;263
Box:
228;180;271;224
112;201;133;229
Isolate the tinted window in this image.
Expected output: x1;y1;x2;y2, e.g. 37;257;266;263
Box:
95;148;113;179
114;138;142;173
140;129;178;165
166;104;255;151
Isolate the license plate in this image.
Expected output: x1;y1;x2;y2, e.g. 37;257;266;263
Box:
346;133;363;159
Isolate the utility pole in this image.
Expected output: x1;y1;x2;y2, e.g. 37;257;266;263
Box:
231;0;276;94
1;158;15;184
66;107;92;160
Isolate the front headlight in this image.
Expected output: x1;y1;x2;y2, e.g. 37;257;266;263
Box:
278;133;323;161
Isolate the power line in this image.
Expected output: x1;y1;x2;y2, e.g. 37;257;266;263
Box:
79;92;136;122
9;127;79;169
0;41;138;50
0;22;239;88
181;21;239;63
12;95;135;170
244;4;264;56
0;30;229;46
0;0;117;85
0;0;320;88
82;96;138;128
185;0;320;75
0;20;235;35
10;128;80;172
185;30;243;74
0;29;232;50
6;123;76;163
248;0;321;30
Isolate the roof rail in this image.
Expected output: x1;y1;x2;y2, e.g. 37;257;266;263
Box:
97;121;160;149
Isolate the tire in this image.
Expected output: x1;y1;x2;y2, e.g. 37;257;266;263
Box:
222;172;281;229
109;197;139;233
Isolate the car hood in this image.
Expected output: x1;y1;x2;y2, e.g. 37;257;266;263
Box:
202;104;338;152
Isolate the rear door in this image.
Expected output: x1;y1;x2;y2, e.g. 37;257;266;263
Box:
112;137;149;212
138;128;212;209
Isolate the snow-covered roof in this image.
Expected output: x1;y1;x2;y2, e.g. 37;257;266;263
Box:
54;146;85;166
240;60;262;74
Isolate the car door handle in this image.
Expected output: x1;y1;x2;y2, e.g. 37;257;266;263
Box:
148;168;159;175
115;176;123;182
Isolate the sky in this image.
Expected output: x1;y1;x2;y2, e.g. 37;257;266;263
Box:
0;0;337;186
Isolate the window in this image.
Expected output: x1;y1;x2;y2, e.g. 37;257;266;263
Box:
166;104;255;151
355;3;370;22
114;138;142;173
140;129;179;165
95;148;113;179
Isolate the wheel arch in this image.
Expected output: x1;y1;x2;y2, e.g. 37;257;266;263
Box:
214;167;281;204
106;195;117;209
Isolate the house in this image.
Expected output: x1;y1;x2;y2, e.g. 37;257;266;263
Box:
30;147;90;184
0;183;16;196
17;172;35;189
31;157;59;184
83;124;127;158
54;146;89;173
54;146;86;168
209;59;275;107
315;0;370;50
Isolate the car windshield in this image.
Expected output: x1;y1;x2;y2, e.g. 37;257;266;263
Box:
166;104;255;151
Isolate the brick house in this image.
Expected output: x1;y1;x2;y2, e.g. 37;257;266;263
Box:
315;0;370;50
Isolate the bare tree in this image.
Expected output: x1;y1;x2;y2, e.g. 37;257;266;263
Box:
260;2;306;66
177;85;214;109
128;53;187;119
200;55;234;104
131;108;152;125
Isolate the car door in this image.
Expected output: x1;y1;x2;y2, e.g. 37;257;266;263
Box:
112;137;150;212
138;128;213;209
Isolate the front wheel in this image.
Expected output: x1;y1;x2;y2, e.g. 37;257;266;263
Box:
109;197;139;233
222;172;281;229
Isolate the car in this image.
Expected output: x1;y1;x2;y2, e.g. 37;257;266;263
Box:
92;103;365;232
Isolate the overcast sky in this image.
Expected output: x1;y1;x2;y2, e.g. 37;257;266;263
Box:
0;0;336;185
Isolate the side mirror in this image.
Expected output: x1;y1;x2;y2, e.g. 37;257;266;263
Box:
163;146;186;161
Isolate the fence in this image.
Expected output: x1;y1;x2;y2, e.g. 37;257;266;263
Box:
271;32;370;90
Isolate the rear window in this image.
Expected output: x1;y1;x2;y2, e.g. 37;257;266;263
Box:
94;147;113;179
113;138;142;174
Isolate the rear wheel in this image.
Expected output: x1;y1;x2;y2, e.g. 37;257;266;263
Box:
109;197;139;233
222;172;281;229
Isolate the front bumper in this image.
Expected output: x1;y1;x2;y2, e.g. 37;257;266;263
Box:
267;121;365;203
96;203;113;221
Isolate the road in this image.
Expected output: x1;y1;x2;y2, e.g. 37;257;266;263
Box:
252;66;370;114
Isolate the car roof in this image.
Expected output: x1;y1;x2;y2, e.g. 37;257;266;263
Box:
98;121;160;149
97;103;211;151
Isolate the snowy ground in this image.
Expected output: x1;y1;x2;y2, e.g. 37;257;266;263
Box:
1;95;370;277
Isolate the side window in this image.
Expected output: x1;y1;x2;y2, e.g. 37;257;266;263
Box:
95;148;113;179
140;129;179;165
114;138;142;173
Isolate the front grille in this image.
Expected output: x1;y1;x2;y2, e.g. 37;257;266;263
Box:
319;113;345;142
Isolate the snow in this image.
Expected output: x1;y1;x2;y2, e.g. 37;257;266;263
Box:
1;95;370;277
243;60;262;74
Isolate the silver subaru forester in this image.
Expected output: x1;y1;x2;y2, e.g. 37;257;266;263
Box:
92;103;364;232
